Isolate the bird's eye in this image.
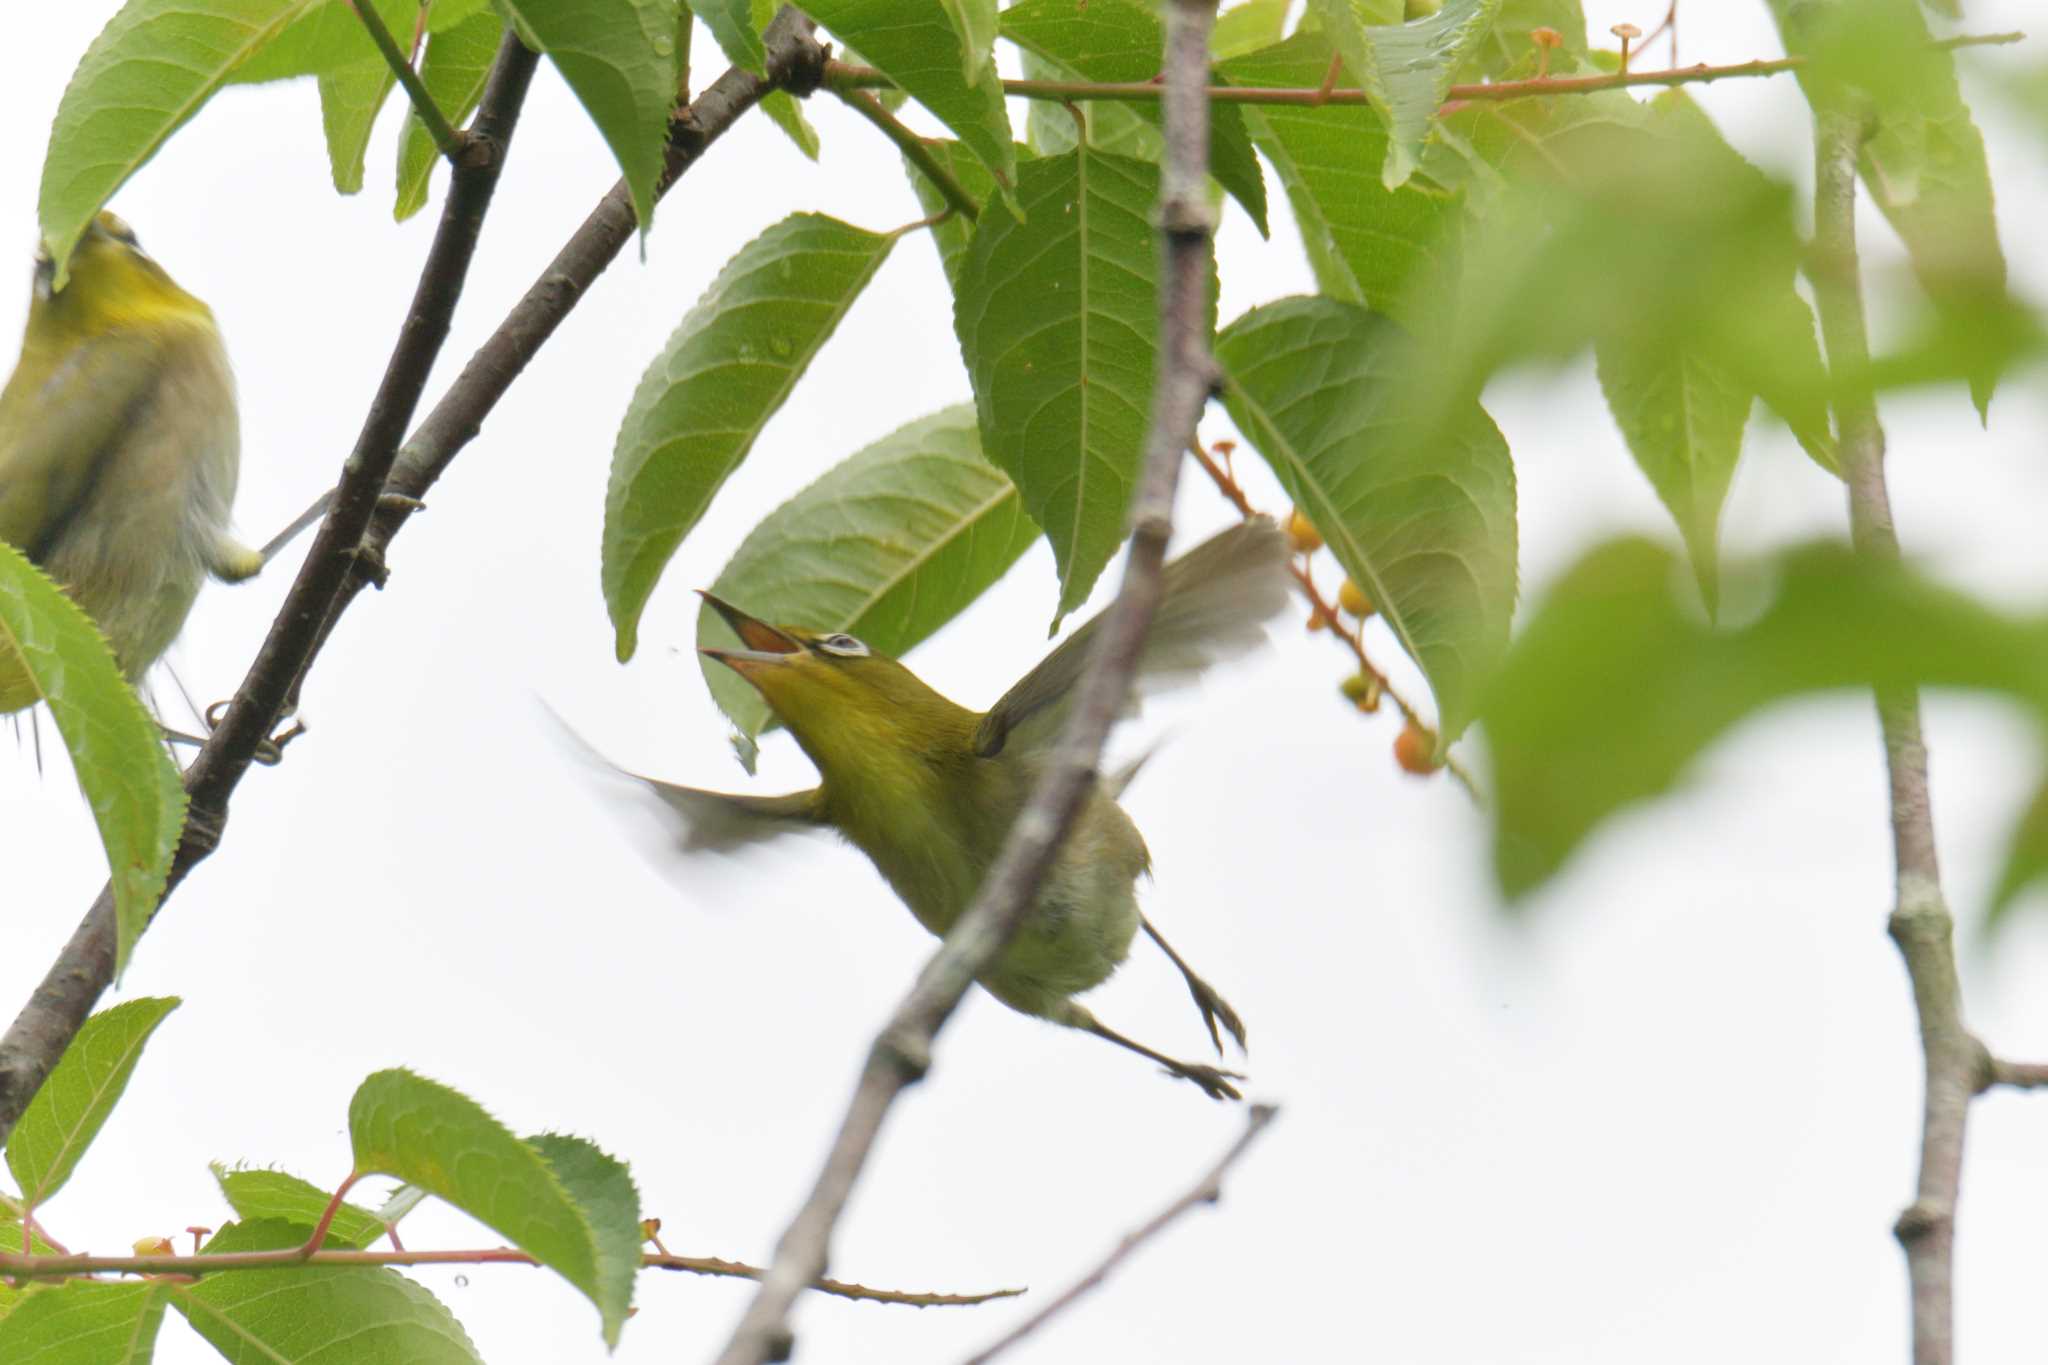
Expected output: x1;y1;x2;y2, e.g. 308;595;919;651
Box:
817;633;869;658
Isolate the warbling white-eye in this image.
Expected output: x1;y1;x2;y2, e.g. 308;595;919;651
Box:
596;518;1292;1100
0;212;261;713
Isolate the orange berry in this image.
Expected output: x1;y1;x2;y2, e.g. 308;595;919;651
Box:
1393;723;1439;775
1286;508;1323;554
1337;578;1374;618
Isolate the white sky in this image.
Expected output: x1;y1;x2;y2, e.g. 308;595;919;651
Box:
5;3;2048;1362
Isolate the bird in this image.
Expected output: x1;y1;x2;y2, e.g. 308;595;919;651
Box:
0;211;261;713
580;517;1292;1099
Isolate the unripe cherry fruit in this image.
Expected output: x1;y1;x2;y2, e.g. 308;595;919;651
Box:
1339;672;1380;713
1393;722;1439;775
1338;578;1374;618
1286;508;1323;554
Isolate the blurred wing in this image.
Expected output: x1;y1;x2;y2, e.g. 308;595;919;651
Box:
974;517;1292;759
0;332;166;557
547;704;828;856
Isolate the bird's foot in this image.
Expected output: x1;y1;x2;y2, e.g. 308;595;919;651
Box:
1162;1060;1246;1102
1141;917;1248;1056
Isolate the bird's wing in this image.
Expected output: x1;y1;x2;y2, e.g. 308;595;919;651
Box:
973;517;1292;759
548;704;828;856
0;332;167;557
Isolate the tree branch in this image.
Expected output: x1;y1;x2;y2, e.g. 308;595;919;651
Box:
706;5;1226;1363
0;9;829;1149
1811;106;1984;1365
961;1103;1277;1364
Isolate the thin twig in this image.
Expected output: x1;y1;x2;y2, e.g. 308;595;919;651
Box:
1985;1058;2048;1090
707;5;1227;1363
822;33;2021;110
0;1245;1019;1308
346;0;467;162
1811;107;1985;1365
962;1104;1277;1364
0;11;830;1149
832;86;981;222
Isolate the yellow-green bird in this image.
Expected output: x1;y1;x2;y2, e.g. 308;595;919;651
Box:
589;518;1291;1100
0;212;261;713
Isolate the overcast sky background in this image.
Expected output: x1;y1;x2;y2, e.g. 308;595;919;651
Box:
5;3;2048;1362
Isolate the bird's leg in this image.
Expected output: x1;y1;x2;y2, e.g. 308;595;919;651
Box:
1141;915;1247;1056
1074;1010;1245;1102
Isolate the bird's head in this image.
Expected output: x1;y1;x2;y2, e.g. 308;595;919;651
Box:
698;593;966;768
31;212;210;334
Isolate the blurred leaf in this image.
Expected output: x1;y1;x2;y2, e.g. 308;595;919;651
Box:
0;547;186;976
1485;539;2048;898
317;60;396;194
956;149;1197;628
1221;30;1455;318
699;405;1040;743
605;214;899;661
1770;0;2007;415
1309;0;1507;188
498;0;681;232
172;1219;483;1362
1003;0;1270;235
0;1282;168;1363
1217;298;1515;738
1212;0;1293;58
1988;778;2048;932
1464;0;1585;76
903;140;1026;288
6;998;179;1209
231;0;491;83
1406;89;1834;481
528;1134;641;1337
211;1165;386;1249
395;9;505;220
803;0;1015;203
349;1070;631;1345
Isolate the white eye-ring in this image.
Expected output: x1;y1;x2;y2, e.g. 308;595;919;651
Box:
817;633;869;658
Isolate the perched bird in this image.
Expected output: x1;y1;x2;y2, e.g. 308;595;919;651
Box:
0;212;261;713
586;518;1292;1100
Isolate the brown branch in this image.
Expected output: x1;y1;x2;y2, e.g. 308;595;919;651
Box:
0;1245;1019;1309
821;32;2021;111
1985;1058;2048;1090
707;5;1227;1364
1811;108;1985;1365
0;8;830;1150
961;1104;1277;1364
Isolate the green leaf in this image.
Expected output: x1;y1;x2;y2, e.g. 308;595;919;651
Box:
39;0;314;283
1464;0;1585;77
318;60;397;195
1769;0;2007;416
230;0;493;83
210;1165;386;1250
956;148;1189;628
1212;0;1293;60
499;0;681;232
1001;0;1270;236
0;1217;62;1322
801;0;1016;203
1593;342;1745;616
0;1282;169;1363
1216;297;1515;739
396;10;506;220
1311;0;1507;189
690;0;818;158
172;1220;483;1363
699;405;1040;743
6;998;180;1210
903;141;1025;289
0;546;187;975
527;1134;641;1336
1484;539;2048;898
348;1070;629;1345
604;213;900;661
942;0;998;82
1221;30;1455;317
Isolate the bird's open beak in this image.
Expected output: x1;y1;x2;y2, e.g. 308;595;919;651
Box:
697;592;804;672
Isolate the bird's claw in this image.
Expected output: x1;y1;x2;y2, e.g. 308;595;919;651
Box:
203;700;307;765
1165;1062;1246;1102
1185;975;1248;1058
